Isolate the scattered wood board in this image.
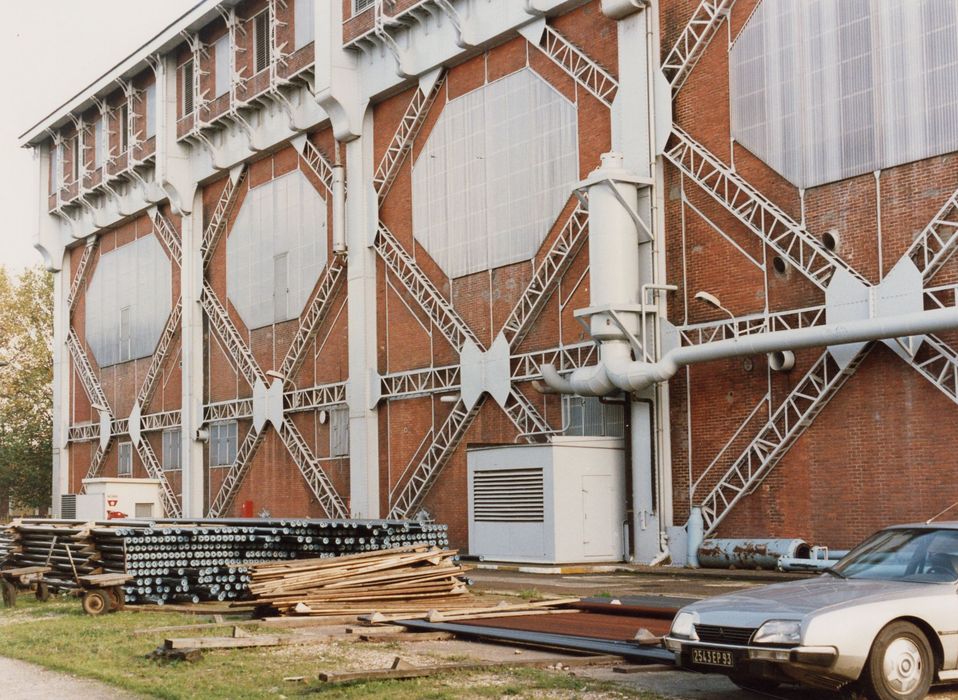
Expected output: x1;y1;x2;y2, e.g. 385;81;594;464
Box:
318;654;622;683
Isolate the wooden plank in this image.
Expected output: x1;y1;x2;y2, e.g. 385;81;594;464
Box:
318;654;622;683
358;631;454;643
2;566;51;577
164;634;337;650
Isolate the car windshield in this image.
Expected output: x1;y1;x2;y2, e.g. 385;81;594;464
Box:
832;528;958;583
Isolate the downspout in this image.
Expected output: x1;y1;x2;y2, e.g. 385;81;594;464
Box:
331;144;346;255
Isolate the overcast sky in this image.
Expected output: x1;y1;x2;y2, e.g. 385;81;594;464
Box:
0;1;198;275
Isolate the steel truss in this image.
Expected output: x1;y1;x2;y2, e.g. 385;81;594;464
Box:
67;237;99;313
202;167;248;268
661;0;735;95
373;73;447;201
534;25;618;108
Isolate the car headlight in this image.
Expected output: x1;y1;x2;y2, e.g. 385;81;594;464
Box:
670;612;698;639
753;620;802;645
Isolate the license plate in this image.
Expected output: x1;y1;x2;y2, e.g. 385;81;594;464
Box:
691;647;735;668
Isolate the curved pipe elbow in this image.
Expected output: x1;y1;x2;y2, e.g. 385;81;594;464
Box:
604;353;678;393
538;364;575;394
569;362;617;397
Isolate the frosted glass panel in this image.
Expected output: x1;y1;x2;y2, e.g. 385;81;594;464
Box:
226;170;327;330
412;69;578;279
730;0;958;188
85;235;172;367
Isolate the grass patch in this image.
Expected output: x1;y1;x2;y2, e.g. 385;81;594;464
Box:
516;589;541;601
0;597;667;699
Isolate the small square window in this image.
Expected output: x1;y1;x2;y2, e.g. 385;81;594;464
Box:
118;442;133;477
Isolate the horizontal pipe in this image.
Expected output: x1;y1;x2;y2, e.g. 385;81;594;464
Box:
540;307;958;395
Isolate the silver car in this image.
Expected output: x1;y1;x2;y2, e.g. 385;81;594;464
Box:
664;524;958;700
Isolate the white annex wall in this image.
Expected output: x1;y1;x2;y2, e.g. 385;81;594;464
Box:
85;235;172;367
412;68;579;279
226;170;327;330
731;0;958;188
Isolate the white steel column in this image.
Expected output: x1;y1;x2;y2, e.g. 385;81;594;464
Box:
181;188;205;517
51;248;71;517
607;1;671;561
344;108;380;518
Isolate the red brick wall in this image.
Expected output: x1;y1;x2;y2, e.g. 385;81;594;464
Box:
663;0;958;548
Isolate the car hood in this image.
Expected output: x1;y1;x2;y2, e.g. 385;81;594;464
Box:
683;576;952;628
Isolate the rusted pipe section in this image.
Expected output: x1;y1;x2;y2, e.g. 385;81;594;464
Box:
697;538;811;570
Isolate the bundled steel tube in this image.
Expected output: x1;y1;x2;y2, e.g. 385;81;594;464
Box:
7;518;450;606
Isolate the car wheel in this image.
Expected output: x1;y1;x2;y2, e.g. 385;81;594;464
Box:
729;673;779;693
862;621;933;700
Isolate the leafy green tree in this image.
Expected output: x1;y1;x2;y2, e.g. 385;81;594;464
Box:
0;266;53;515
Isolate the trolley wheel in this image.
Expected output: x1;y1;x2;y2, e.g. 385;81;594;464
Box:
1;580;16;608
82;589;110;616
108;586;125;612
35;582;50;602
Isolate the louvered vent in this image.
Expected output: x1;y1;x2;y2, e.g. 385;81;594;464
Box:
61;494;78;520
473;468;544;523
255;12;271;73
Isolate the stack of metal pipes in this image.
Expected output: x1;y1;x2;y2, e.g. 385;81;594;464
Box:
90;518;450;605
3;521;98;589
0;525;13;565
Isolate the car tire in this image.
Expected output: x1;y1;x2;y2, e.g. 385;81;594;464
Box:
861;621;933;700
729;673;779;693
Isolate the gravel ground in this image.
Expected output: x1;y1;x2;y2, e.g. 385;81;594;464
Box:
0;656;141;699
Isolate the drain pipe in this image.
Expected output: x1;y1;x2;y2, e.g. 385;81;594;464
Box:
331;143;346;255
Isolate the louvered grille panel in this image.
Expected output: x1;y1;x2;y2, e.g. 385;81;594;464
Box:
61;494;77;520
473;468;544;522
694;624;757;646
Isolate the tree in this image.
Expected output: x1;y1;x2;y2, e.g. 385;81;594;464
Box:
0;266;53;516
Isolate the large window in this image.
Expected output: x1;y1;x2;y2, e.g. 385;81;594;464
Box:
295;0;315;49
730;0;958;188
119;103;129;152
214;34;231;97
209;421;238;467
94;118;105;169
145;83;156;139
162;429;181;471
411;69;578;279
563;396;625;438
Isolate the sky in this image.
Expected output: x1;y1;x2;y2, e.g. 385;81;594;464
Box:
0;0;198;275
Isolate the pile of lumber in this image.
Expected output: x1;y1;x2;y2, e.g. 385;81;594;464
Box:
246;545;469;615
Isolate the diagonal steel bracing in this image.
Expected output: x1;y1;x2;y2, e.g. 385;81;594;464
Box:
534;25;618;108
673;135;958;531
374;72;447;202
662;0;735;96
